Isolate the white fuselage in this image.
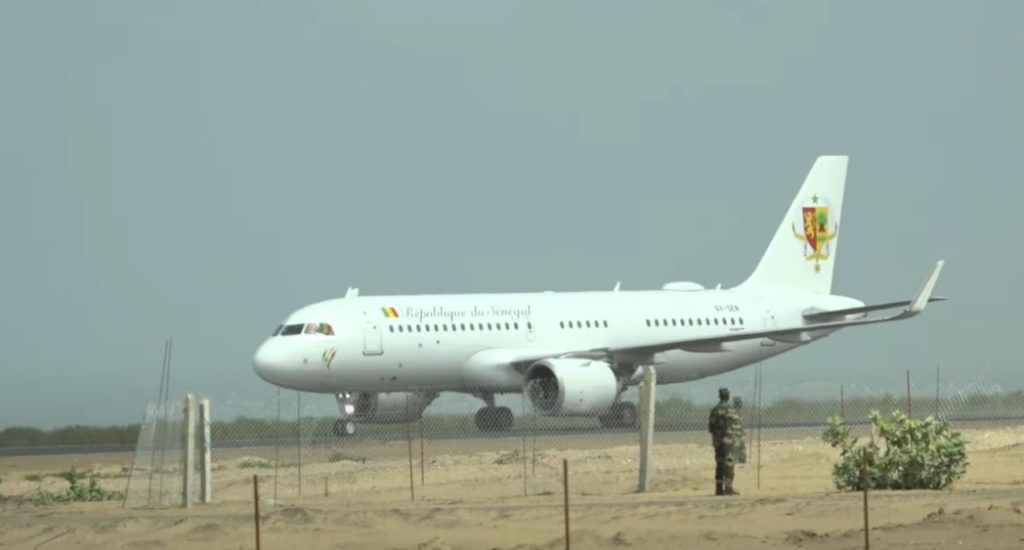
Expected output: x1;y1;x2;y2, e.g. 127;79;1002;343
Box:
252;287;861;394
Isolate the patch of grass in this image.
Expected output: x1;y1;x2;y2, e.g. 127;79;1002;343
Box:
24;474;43;482
328;452;366;464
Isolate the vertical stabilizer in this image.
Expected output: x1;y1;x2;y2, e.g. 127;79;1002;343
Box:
738;156;848;294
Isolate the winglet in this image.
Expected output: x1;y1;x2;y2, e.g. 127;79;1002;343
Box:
903;260;945;318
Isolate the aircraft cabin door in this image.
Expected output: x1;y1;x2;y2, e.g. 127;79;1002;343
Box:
361;311;384;356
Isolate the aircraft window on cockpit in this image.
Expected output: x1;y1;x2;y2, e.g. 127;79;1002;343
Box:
317;323;335;335
273;325;283;336
281;324;305;336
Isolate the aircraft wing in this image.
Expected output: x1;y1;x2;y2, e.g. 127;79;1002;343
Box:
608;260;945;356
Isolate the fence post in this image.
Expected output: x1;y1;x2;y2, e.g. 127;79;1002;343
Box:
637;366;656;492
199;398;212;504
182;393;196;508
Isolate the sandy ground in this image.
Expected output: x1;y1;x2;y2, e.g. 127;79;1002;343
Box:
1;425;1023;549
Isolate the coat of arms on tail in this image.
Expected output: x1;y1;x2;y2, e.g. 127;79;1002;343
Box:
792;194;839;274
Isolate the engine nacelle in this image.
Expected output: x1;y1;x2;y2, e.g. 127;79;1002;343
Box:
336;391;438;424
524;358;619;416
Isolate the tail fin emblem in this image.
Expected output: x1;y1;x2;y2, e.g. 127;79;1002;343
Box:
792;195;839;273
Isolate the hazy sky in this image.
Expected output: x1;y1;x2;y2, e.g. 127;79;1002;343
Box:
2;2;1022;428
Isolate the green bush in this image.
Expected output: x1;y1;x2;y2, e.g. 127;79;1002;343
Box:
822;411;968;491
35;467;124;503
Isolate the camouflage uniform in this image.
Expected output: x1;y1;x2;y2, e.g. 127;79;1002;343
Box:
732;396;747;464
708;387;742;495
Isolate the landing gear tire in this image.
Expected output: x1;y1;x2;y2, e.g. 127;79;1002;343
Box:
333;419;356;437
599;402;638;429
474;406;514;432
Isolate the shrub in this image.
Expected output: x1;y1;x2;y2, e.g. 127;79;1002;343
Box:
822;410;968;491
35;467;124;503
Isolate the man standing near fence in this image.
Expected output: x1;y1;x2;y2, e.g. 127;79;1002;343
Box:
708;387;742;496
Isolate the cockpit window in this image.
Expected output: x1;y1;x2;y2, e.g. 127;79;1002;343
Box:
302;323;335;335
272;325;283;336
280;324;305;336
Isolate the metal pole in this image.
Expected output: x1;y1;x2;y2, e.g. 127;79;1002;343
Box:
253;475;262;550
147;339;170;506
419;416;425;486
935;365;940;419
297;391;302;497
406;395;415;502
562;459;570;550
155;338;173;505
840;385;845;420
906;370;912;418
637;366;657;492
521;393;528;497
756;361;763;490
861;448;870;550
406;421;416;502
274;388;280;501
531;403;537;476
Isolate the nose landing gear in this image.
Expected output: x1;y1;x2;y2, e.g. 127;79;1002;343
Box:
333;419;357;437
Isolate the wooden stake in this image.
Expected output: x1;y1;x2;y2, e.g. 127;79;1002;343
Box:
861;448;870;550
253;475;262;550
563;459;570;550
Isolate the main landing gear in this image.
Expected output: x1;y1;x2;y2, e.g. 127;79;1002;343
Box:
474;393;514;432
598;401;638;429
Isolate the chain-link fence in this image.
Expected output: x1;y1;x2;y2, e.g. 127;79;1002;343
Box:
122;373;1024;508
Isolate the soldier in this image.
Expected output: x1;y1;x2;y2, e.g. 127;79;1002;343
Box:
732;395;747;464
708;387;742;495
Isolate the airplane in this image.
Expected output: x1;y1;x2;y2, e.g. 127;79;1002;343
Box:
252;156;946;436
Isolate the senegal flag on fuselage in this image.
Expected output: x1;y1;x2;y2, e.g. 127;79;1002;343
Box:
382;307;399;318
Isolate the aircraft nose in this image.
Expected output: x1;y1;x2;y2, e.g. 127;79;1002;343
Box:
252;341;286;383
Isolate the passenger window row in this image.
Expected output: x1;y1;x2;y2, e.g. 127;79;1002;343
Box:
388;321;533;334
645;317;744;328
559;320;609;329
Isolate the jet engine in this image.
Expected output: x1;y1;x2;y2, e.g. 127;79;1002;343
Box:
336;391;438;424
524;358;619;416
